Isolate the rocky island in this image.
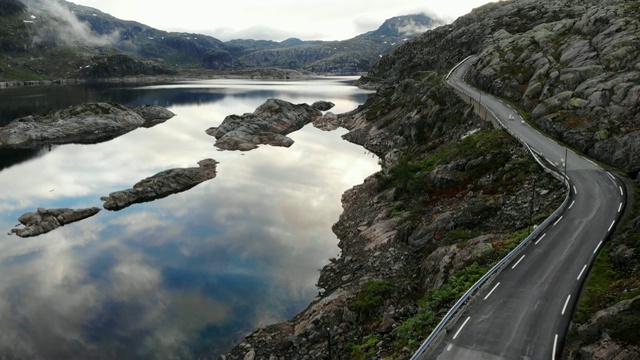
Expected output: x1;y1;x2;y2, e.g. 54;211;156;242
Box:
206;99;334;151
101;159;219;211
11;207;101;238
0;103;175;148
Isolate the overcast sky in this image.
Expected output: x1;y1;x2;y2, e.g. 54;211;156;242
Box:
70;0;496;41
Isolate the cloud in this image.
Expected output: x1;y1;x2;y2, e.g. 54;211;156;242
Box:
22;0;120;47
203;25;325;42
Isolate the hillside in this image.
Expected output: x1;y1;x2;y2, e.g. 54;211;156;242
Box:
223;0;640;358
0;0;441;81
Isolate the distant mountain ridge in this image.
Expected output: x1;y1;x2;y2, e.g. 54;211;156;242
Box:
0;0;443;80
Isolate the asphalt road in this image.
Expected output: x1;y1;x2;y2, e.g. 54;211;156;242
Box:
418;57;626;359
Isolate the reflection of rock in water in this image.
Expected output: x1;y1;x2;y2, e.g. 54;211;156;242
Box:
0;103;175;149
11;207;101;238
0;146;52;171
101;159;219;211
206;99;334;151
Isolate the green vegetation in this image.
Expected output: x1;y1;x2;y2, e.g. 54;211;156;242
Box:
350;335;381;360
349;280;394;319
444;229;476;244
394;263;487;350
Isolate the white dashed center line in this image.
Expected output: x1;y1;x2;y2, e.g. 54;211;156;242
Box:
484;282;501;300
453;317;471;340
577;265;588;281
562;295;571;315
512;255;526;269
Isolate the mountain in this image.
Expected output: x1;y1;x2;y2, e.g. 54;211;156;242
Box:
220;0;640;358
0;1;441;81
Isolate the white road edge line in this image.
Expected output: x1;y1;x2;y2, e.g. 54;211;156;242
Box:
619;203;623;213
535;233;547;245
577;265;588;281
484;282;501;300
562;295;572;315
569;200;575;209
453;316;471;340
512;255;526;269
608;172;615;180
554;216;563;226
552;334;559;360
587;159;597;166
594;241;603;254
608;220;616;232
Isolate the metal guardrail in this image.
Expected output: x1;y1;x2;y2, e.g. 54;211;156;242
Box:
410;58;573;359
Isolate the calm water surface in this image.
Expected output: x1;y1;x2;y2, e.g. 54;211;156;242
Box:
0;78;379;359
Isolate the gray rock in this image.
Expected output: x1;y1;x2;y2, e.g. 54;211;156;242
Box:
206;99;322;151
312;112;340;131
132;105;176;128
101;159;218;211
311;101;336;111
0;103;175;149
11;207;101;238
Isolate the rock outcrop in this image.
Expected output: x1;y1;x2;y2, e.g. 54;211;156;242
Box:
464;0;640;177
565;295;640;360
0;103;175;149
206;99;328;151
11;207;101;238
101;159;218;211
132;105;176;128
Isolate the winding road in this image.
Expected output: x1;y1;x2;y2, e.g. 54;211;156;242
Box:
416;57;627;359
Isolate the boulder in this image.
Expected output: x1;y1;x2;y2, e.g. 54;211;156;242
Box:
0;103;175;149
312;112;341;131
101;159;218;211
311;101;335;111
206;99;322;151
132;105;176;128
11;207;101;238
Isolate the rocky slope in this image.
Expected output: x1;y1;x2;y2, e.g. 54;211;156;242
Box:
223;0;639;358
223;71;565;360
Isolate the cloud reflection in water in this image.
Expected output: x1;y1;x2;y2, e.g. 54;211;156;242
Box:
0;78;378;358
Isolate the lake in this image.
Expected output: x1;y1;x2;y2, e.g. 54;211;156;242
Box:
0;78;379;359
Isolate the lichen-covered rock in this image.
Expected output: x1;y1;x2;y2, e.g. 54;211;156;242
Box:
206;99;323;151
101;159;218;211
0;103;175;148
132;105;176;128
11;207;101;237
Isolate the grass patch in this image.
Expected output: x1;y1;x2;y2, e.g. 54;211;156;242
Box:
350;335;381;360
394;263;487;350
349;280;394;320
573;243;618;324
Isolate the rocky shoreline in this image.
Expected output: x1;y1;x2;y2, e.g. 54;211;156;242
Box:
221;70;566;359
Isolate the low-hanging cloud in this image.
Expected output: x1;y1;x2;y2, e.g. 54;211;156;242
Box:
21;0;120;47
